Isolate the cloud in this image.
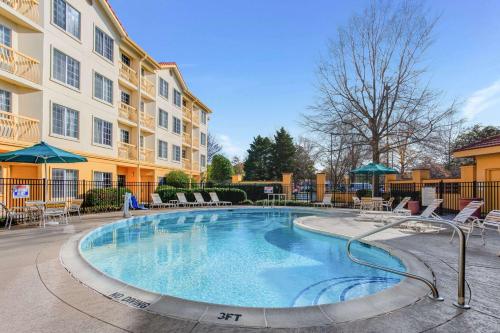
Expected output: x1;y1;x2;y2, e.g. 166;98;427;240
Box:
218;134;245;159
463;80;500;120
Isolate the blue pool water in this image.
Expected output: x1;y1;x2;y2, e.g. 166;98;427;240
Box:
80;208;405;308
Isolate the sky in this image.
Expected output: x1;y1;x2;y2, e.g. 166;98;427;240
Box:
109;0;500;159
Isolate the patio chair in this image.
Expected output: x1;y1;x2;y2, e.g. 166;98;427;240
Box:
449;200;484;244
313;193;333;208
209;192;232;206
43;201;68;227
398;199;444;232
194;192;216;206
150;193;176;209
1;202;29;230
381;197;395;211
67;198;83;220
176;193;201;207
352;196;361;209
477;210;500;245
393;197;412;216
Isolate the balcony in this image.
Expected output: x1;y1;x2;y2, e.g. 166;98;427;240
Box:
118;142;137;161
192;111;200;125
0;110;39;144
0;0;40;26
139;147;154;163
183;158;191;170
139;111;155;133
183;132;191;145
182;106;191;121
119;62;138;87
141;77;155;99
118;102;138;125
192;136;200;148
192;161;200;171
0;44;40;86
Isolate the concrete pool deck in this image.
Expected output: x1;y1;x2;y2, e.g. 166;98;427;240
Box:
1;207;500;332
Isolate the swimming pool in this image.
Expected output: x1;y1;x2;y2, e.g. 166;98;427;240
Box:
80;208;405;308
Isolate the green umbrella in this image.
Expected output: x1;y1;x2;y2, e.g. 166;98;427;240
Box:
0;142;87;200
351;163;398;197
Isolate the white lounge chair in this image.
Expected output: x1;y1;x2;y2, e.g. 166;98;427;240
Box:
352;196;361;209
194;192;216;206
393;197;412;215
381;197;395;211
150;193;176;209
477;210;500;245
358;196;411;220
209;192;232;206
176;193;201;207
399;199;443;232
313;193;333;208
449;200;484;244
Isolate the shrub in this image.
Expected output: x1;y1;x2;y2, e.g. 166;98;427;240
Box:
83;187;130;209
253;200;313;207
156;187;247;204
228;183;283;201
165;170;190;188
356;189;372;198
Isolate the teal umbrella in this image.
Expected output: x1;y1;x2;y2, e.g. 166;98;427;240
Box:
0;142;87;199
351;163;398;197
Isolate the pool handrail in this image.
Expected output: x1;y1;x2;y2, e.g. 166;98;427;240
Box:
346;216;470;309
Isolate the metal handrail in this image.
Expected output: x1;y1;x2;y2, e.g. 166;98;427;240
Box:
346;217;470;309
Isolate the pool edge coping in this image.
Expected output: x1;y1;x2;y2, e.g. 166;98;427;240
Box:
59;207;435;329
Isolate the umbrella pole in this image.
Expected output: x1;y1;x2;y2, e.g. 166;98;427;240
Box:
44;159;48;202
372;173;375;198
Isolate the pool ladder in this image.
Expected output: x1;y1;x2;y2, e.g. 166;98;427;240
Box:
346;217;470;309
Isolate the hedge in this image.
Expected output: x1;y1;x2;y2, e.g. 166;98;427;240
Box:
222;183;283;201
253;200;313;207
83;187;130;209
156;187;247;204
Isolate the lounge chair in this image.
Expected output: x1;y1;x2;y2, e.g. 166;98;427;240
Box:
150;193;176;209
313;193;333;208
352;196;361;209
393;197;412;215
449;200;484;244
176;193;201;207
398;199;443;231
358;196;411;220
194;192;216;206
209;192;232;206
130;195;148;210
477;210;500;245
381;197;395;211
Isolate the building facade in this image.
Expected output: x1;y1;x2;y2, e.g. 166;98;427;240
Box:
0;0;211;183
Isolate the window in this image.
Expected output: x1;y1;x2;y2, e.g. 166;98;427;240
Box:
93;117;112;146
117;174;126;187
158;140;168;159
200;132;206;146
121;91;130;105
173;89;181;107
158;109;168;128
53;0;81;39
94;171;112;188
201;154;206;167
95;27;114;61
157;176;166;185
140;135;144;148
52;169;78;198
201;110;207;124
182;149;186;159
94;72;113;104
0;90;11;112
120;129;129;143
121;53;131;67
159;78;168;98
172;145;181;162
53;49;80;89
173;117;181;134
0;24;11;47
140;101;145;112
52;103;79;139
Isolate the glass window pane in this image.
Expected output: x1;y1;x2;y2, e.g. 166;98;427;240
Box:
66;5;80;38
53;0;66;31
0;90;11;112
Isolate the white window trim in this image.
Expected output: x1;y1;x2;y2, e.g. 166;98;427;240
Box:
157;140;168;160
50;47;81;93
172;145;181;163
172;116;182;135
91;116;113;149
159;78;169;100
173;89;182;108
158;109;168;130
49;101;80;142
50;0;82;43
92;70;114;106
93;24;115;65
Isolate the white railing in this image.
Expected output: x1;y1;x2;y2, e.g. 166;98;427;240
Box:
0;44;40;84
118;142;137;160
141;77;155;97
118;102;138;123
139;147;154;163
1;0;39;23
139;111;155;131
0;110;39;143
119;62;138;86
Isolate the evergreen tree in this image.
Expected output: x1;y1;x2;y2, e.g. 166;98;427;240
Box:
243;136;273;180
271;128;296;180
209;154;233;183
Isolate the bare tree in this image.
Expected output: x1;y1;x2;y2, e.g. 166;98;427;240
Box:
304;0;456;167
207;133;222;163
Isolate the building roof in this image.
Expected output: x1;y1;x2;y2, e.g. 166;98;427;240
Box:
454;135;500;152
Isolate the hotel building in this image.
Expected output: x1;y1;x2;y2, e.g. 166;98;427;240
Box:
0;0;211;184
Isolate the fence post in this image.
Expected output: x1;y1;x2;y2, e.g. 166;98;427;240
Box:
472;180;477;199
42;178;46;202
439;180;444;215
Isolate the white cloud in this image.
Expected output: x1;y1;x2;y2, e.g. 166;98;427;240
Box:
218;134;245;159
463;80;500;120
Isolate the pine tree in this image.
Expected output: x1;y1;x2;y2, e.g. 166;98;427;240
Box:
243;136;273;180
271;128;296;180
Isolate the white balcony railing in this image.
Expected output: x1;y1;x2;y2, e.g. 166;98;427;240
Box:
119;61;138;86
139;147;154;163
141;77;154;97
118;142;137;160
0;110;39;143
0;44;40;84
139;111;155;132
118;102;138;123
